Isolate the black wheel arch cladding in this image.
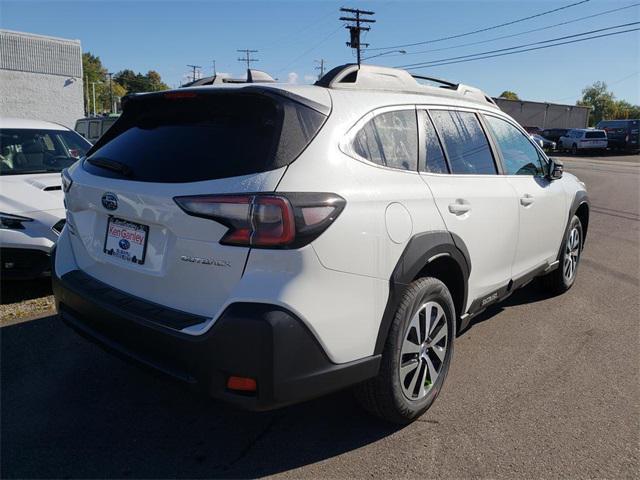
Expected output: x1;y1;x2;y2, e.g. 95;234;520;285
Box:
557;190;589;261
374;231;471;355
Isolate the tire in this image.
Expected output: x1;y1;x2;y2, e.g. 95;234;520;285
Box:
557;140;563;151
354;277;455;424
540;215;583;294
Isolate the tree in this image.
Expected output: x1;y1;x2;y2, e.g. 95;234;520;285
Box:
577;81;616;126
145;70;169;91
82;52;171;114
82;52;110;114
114;69;169;93
612;100;640;120
499;90;519;100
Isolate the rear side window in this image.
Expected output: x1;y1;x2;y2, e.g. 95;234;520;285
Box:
585;131;606;139
353;110;418;171
84;92;326;183
89;121;100;139
420;111;448;174
484;115;544;176
429;110;496;175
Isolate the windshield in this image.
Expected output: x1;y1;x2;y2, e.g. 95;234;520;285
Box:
0;128;90;175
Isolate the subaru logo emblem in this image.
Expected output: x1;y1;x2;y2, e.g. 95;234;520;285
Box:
101;192;118;211
118;239;130;250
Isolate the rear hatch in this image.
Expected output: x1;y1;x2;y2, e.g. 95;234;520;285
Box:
64;87;328;319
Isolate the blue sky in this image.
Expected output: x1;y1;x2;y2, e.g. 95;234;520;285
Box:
1;0;638;104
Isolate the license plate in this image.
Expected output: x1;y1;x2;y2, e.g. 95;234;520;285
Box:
103;217;149;265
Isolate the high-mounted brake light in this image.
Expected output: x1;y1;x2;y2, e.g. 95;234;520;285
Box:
163;91;199;99
174;193;345;249
227;376;257;392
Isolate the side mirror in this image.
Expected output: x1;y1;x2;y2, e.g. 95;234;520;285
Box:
548;158;563;180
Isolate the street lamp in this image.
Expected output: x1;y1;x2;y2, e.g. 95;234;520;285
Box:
362;50;407;61
107;72;114;114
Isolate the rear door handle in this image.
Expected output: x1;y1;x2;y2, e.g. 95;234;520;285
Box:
448;202;471;215
520;194;535;206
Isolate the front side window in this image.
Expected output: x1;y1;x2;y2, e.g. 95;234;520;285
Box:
429;110;496;175
484;115;544;176
352;110;418;171
585;131;606;139
0;129;90;175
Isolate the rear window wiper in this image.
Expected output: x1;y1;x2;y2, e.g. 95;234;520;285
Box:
86;157;133;177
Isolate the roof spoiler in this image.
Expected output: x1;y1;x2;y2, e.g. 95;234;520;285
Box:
180;69;276;87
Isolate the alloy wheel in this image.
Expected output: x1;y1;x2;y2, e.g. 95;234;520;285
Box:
563;226;581;283
399;301;448;400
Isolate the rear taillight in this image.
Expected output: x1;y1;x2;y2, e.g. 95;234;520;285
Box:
174;193;345;249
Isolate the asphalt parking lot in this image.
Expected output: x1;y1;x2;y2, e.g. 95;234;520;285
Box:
1;153;638;479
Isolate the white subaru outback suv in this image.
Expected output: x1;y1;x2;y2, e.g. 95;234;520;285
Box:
53;64;589;424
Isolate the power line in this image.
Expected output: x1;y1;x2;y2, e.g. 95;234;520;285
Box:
340;7;376;65
261;8;337;50
551;71;639;103
396;22;640;69
369;0;592;51
609;70;640;86
386;2;640;59
237;49;258;70
401;27;640;70
276;25;342;73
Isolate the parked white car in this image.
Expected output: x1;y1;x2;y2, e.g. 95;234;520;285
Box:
0;118;91;279
53;65;589;423
558;128;608;154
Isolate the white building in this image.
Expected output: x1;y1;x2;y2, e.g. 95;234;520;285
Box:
493;97;590;129
0;30;84;128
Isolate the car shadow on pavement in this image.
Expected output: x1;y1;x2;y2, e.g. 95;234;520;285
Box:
1;314;401;479
1;278;53;304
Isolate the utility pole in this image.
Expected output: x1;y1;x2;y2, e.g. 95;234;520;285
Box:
187;64;201;83
107;72;114;114
212;59;217;76
339;7;375;66
237;49;258;71
84;75;89;116
91;82;97;116
314;59;326;80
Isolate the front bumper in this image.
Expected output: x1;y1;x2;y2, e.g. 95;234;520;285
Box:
1;247;52;279
53;268;380;411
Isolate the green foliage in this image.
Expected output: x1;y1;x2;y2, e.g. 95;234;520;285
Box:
113;69;169;94
499;90;519;100
577;81;639;125
82;52;169;114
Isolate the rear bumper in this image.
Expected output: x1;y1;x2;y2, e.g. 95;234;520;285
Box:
53;268;380;411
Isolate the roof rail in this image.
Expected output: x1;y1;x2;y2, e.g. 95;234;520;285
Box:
410;74;458;89
315;63;496;108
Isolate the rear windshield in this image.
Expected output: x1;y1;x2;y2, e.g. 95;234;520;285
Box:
585;131;606;139
83;91;326;183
